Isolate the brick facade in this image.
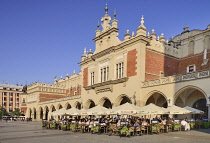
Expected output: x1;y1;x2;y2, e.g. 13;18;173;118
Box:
145;49;210;80
127;49;137;77
20;107;27;114
83;67;88;88
66;86;81;96
145;50;179;80
178;52;210;74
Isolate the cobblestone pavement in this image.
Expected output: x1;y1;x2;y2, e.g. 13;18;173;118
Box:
0;121;210;143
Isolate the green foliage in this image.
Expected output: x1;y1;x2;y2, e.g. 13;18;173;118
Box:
151;124;160;132
50;123;57;128
11;108;21;116
173;124;181;130
203;122;210;128
91;125;100;132
120;126;130;136
189;122;195;129
70;124;77;130
0;106;8;117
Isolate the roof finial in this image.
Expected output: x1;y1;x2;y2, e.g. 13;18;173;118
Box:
84;47;87;54
114;9;117;19
97;20;100;29
183;25;189;31
132;31;135;37
126;30;129;34
105;3;108;14
140;15;144;26
152;29;155;34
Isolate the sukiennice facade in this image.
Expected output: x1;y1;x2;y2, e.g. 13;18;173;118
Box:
24;5;210;121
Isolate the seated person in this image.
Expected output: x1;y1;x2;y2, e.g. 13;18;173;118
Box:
180;119;190;131
141;120;148;126
134;120;140;127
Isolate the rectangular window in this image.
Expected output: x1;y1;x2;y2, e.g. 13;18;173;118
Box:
4;97;7;101
104;67;106;82
101;68;103;82
107;67;109;81
3;102;6;107
100;66;109;82
22;98;26;103
10;98;13;101
91;72;95;85
9;93;13;96
116;62;124;79
187;65;196;73
16;103;19;107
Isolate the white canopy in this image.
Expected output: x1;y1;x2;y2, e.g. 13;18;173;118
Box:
67;107;80;115
82;105;110;115
183;106;204;114
110;103;142;115
136;103;167;115
166;105;191;114
50;108;69;116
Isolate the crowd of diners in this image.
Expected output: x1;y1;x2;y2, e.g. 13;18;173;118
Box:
42;115;206;137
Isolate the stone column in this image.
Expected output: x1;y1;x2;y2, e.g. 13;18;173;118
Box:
36;111;40;121
43;113;46;120
31;114;34;120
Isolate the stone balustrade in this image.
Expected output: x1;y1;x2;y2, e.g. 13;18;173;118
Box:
142;69;210;88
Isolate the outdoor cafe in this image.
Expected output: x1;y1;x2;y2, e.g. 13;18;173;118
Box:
42;103;210;137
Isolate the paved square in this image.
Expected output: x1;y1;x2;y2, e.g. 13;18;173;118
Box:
0;121;210;143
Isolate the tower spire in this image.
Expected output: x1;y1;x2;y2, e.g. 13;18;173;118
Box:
105;3;108;14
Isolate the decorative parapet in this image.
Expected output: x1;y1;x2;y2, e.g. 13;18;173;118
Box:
142;69;210;88
85;77;128;93
38;95;81;105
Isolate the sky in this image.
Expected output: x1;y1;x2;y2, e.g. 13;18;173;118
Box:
0;0;210;85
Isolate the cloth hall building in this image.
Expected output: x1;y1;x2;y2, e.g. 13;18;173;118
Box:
23;6;210;121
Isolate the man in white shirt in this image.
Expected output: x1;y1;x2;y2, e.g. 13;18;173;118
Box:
181;119;190;131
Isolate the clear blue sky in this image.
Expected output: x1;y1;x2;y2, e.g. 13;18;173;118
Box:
0;0;210;85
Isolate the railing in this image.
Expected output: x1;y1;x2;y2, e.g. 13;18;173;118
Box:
142;69;210;88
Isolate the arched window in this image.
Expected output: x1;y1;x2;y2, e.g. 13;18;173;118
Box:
188;41;195;55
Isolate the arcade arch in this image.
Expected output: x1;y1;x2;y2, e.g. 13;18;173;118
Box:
50;105;56;112
39;107;44;120
74;101;82;110
57;104;63;110
144;91;168;108
115;94;131;106
33;108;37;119
44;106;49;120
84;99;96;109
174;86;208;118
98;97;112;109
64;102;71;109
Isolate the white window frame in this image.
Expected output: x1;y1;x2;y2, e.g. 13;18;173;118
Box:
116;62;124;79
187;64;196;73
